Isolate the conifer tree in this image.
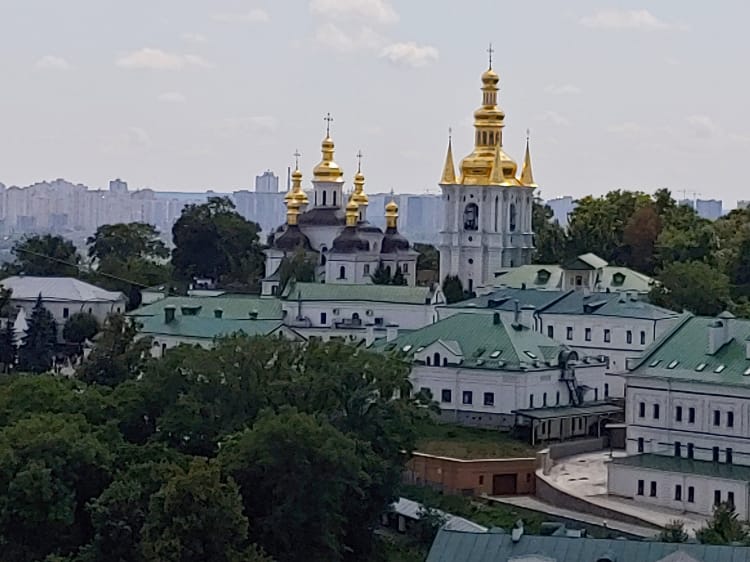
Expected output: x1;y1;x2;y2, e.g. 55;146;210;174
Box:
17;294;57;373
0;320;16;372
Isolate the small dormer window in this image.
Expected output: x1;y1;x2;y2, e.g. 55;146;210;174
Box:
667;360;679;369
715;365;726;373
612;272;626;286
489;350;502;358
696;363;707;372
744;367;750;376
402;344;412;353
649;359;661;367
524;351;538;360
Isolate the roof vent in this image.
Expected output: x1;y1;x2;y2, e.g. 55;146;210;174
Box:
249;310;259;320
214;308;223;319
511;520;524;543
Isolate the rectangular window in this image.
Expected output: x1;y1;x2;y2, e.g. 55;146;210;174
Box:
441;389;452;403
713;410;721;426
402;264;408;273
675;484;682;501
688;486;695;503
556;391;560;405
604;383;609;398
653;404;660;420
483;392;495;406
364;264;370;275
640;331;646;345
687;443;694;459
674;442;681;457
585;328;592;342
713;447;720;462
688;407;695;424
320;312;327;325
604;329;611;343
626;330;633;344
675;406;683;422
547;326;554;338
529;394;534;408
728;411;734;428
566;327;573;341
650;481;657;497
637;479;644;496
638;402;645;418
462;391;473;405
728;491;735;509
637;437;644;453
727;448;733;464
419;387;431;397
714;490;721;506
63;307;70;319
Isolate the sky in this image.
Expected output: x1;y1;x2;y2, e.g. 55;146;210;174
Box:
0;1;748;205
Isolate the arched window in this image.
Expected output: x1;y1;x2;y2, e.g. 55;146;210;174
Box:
314;191;317;206
426;357;431;366
433;352;441;366
352;312;360;321
464;203;479;231
339;265;346;279
543;392;548;407
321;246;327;266
482;131;487;145
442;357;448;367
333;191;337;206
509;203;517;232
322;190;327;206
494;196;499;232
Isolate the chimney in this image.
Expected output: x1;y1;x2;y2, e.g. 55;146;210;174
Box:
513;299;520;325
520;305;535;329
164;305;176;324
493;312;501;325
708;312;734;355
386;324;399;342
249;309;259;320
511;520;524;543
365;325;375;347
214;308;223;319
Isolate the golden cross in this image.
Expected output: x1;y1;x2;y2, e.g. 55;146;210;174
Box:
356;149;363;172
487;43;494;69
324;112;333;136
293;149;301;169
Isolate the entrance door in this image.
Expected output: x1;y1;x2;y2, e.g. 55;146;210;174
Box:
492;474;517;495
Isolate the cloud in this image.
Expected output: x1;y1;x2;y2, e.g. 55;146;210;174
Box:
686;115;718;139
535;111;570;127
158;92;187;104
579;9;686;31
116;48;212;70
314;22;384;51
310;0;398;24
182;32;207;43
545;84;582;95
35;56;70;70
212;9;270;24
380;42;438;68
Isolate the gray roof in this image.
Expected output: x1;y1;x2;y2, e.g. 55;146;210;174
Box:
445;287;566;311
391;498;487;533
426;529;750;562
513;402;622;421
1;275;125;303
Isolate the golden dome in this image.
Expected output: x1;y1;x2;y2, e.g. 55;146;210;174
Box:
345;198;359;227
312;135;344;183
286;198;301;226
481;68;499;86
290;167;309;205
385;199;399;229
351;169;369;206
385;199;398;213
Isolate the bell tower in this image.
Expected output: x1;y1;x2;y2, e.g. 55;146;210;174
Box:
311;113;345;209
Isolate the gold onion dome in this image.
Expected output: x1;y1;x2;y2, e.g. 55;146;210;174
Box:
352;170;369;206
312;135;344;183
285;198;301;226
290;167;309;205
345;198;359;226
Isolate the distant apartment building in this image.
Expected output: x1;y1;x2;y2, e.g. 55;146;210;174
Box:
255;170;279;193
738;200;750;210
365;193;441;244
680;197;723;220
544;196;576;227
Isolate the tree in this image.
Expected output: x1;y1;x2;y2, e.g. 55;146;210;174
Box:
532;201;566;264
171;197;265;289
414;244;439;281
220;408;371;562
87;223;169;264
141;458;271;562
63;312;100;344
370;262;392;285
17;294;57;373
442;275;464;304
658;520;689;543
696;502;749;545
0;320;16;372
650;261;731;316
77;314;151;387
278;248;317;290
392;267;407;286
413;507;447;547
621;204;662;274
6;234;81;277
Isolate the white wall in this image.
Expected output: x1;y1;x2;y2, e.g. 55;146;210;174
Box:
281;300;436;331
13;298;126;330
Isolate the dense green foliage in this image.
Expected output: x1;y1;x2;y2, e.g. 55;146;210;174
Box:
0;335;429;562
532;201;566;264
658;520;689;543
63;312;100;344
6;234;81;277
277;248;317;290
696;502;749;545
17;295;58;373
0;320;16;371
441;275;465;304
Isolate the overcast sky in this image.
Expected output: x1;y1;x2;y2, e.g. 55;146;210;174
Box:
0;0;748;205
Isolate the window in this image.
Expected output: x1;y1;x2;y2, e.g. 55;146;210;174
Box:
604;329;611;343
462;391;473;405
675;484;682;501
322;190;327;205
638;402;645;418
727;448;733;464
463;203;479;231
88;308;92;314
529;394;534;408
676;406;683;422
566;327;573;341
728;411;734;428
63;307;70;319
687;443;694;459
339;266;346;279
674;442;681;457
713;447;720;462
650;481;657;497
713;410;721;426
320;312;327;325
714;490;722;506
364;264;370;275
547;326;554;338
542;392;547;407
483;392;495;406
728;492;735;509
626;330;632;344
479;475;484;485
509;203;517;232
575;275;583;286
604;383;609;398
688;486;695;503
419;387;430;397
637;480;644;496
688;407;696;424
441;389;452;403
556;391;560;405
433;352;441;366
653;404;660;420
585;328;592;342
640;331;646;345
402;263;408;273
637;437;644;453
594;388;599;401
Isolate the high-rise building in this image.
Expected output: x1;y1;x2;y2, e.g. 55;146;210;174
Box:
544;196;576;227
695;198;723;220
255;170;279;193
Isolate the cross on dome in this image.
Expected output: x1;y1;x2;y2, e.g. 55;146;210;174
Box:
324;112;334;137
487;43;494;69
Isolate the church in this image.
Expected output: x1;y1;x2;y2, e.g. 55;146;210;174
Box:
262;119;418;296
439;53;537;293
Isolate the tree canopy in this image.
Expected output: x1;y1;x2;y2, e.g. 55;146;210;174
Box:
17;295;57;373
87;223;169;264
6;234;81;277
63;312;100;344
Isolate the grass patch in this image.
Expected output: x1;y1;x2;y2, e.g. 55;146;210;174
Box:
415;421;536;459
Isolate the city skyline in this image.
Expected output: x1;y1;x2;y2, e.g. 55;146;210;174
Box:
1;1;749;205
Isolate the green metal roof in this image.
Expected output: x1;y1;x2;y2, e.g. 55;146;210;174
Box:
136;315;286;341
374;313;568;371
610;453;750;482
494;262;654;293
628;315;750;388
445;287;566;310
281;281;436;305
129;295;283;321
513;402;622;421
426;529;750;562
